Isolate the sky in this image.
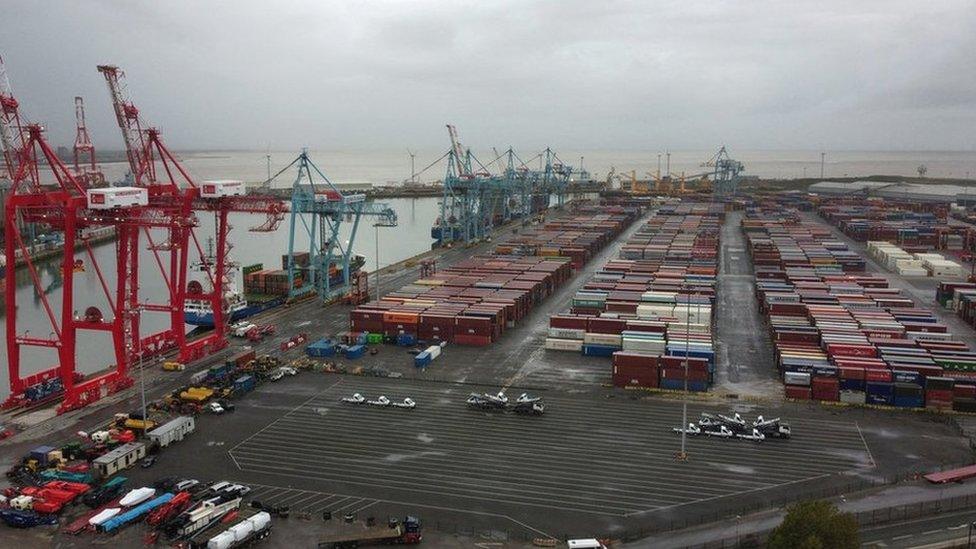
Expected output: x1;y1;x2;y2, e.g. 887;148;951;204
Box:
2;0;975;152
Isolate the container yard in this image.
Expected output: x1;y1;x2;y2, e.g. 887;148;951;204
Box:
1;37;976;549
348;205;640;347
546;203;722;391
743;198;976;413
1;190;974;547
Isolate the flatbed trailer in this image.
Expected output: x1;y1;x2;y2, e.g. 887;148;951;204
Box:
317;516;421;548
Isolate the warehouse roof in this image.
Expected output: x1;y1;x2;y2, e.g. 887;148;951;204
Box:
808;180;975;202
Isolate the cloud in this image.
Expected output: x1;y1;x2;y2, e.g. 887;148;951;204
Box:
1;0;973;152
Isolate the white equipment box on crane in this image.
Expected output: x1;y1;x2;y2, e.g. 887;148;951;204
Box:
86;187;148;210
201;180;247;198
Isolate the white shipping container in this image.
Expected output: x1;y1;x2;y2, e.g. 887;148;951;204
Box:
839;390;866;405
583;333;622;346
548;327;585;340
201;180;247;198
87;187;149;210
426;345;441;360
545;338;583;352
784;372;811;386
622;339;666;352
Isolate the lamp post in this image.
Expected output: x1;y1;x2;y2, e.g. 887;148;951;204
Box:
677;292;698;461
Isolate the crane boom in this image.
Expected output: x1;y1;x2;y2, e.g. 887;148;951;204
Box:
0;55;33;189
73;96;97;176
96;65;148;184
446;124;469;176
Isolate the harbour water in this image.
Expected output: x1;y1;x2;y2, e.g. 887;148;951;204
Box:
2;148;976;398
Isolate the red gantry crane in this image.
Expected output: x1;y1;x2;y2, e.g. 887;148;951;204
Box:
97;64;285;364
72;96;103;186
1;56;199;412
1;59;284;413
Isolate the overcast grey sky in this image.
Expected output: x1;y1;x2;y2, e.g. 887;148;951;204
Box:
2;1;974;152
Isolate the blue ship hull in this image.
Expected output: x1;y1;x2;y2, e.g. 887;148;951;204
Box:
184;296;286;327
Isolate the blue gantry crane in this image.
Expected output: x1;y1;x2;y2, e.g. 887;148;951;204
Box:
432;125;496;245
430;125;574;246
706;146;745;198
269;150;397;301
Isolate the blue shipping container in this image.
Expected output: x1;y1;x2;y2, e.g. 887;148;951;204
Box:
306;339;336;358
893;395;924;408
891;370;923;384
582;344;617;357
865;382;893;405
813;365;838;377
839;379;865;391
414;352;431;368
396;333;417;346
234;375;256;393
660;379;708;392
345;345;365;359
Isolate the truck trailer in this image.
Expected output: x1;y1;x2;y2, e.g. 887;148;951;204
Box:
317;516;422;548
147;416;195;448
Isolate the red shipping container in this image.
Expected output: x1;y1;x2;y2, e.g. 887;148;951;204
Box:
953;384;976;399
785;385;812;400
613;352;660;368
454;334;491;346
613;365;660;388
587;317;628;335
865;369;893;382
660;368;710;382
838;366;865;380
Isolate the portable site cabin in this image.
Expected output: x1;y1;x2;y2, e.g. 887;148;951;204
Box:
92;442;146;478
147;416;195;448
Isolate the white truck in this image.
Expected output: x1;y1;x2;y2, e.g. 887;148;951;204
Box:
86;187;149;210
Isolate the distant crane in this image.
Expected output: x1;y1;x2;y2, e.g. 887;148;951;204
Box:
704;146;744;198
72;96;103;186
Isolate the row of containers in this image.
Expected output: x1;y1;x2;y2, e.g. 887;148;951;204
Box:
744;205;976;412
865;241;964;278
818;199;969;252
545;202;725;392
818;200;947;245
348;204;642;346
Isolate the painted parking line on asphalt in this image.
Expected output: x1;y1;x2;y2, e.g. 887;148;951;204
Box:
230;377;873;518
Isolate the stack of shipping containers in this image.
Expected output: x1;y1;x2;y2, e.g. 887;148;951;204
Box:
347;205;640;347
745;203;976;412
546;202;724;392
818;200;950;249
